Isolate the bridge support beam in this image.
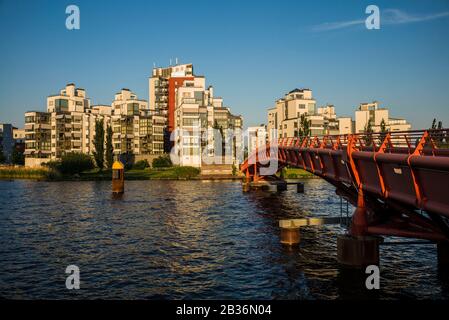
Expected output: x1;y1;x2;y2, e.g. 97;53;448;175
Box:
242;180;288;192
277;183;287;192
350;189;368;237
437;242;449;267
280;227;300;245
337;235;380;269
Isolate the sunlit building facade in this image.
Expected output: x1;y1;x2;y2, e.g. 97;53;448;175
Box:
173;78;243;167
24;84;166;166
355;101;411;133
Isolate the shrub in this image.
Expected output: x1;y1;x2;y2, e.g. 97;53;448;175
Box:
43;160;62;171
133;159;150;170
174;166;200;179
232;164;237;176
59;152;94;175
152;154;172;168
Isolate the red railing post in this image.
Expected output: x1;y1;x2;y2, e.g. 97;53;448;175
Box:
351;188;368;237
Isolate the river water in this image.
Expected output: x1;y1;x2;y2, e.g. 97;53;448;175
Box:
0;179;448;299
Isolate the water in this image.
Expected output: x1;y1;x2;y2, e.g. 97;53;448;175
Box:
0;179;448;299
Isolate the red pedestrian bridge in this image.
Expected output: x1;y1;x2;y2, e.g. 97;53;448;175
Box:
241;129;449;250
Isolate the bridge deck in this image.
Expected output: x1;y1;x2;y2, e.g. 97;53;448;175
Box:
242;129;449;242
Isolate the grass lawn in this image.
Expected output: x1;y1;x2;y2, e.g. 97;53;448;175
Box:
0;166;201;181
79;166;201;180
282;167;316;178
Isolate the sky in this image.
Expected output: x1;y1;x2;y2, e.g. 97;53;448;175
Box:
0;0;448;129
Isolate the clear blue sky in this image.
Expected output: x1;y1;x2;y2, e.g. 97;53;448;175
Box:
1;0;448;129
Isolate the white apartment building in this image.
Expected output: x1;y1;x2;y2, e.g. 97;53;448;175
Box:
24;111;52;166
338;117;353;135
109;88;165;156
173;79;243;167
111;89;148;156
24;84;165;166
44;84;110;159
267;90;414;142
247;125;268;154
13;128;26;143
267;88;317;141
355;101;411;133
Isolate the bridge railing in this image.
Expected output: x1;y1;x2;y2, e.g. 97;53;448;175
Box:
241;129;449;217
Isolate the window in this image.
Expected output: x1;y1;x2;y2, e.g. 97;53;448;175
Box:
183;118;199;126
25;116;35;123
127;103;139;115
55;99;69;111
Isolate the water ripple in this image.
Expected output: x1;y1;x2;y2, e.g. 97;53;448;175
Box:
0;179;448;299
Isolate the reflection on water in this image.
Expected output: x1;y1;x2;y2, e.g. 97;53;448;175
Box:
0;179;447;299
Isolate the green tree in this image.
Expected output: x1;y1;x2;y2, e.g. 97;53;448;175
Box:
431;118;437;129
152;154;173;168
93;120;105;170
59;152;94;175
297;114;311;137
11;147;25;165
379;118;388;142
364;119;374;146
213;120;225;156
105;125;114;169
132;159;150;170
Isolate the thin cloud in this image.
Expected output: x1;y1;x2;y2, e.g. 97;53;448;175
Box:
311;19;365;32
311;8;449;32
383;9;449;24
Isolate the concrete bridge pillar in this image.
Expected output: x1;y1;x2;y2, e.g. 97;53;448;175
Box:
337;235;380;268
280;227;300;245
437;241;449;267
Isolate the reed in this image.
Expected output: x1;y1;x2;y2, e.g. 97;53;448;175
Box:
0;166;57;180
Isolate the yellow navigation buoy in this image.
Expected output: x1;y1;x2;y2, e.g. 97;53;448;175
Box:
112;161;125;194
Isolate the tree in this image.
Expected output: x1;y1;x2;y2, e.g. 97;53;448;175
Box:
59;152;94;175
93;120;105;170
152;154;172;168
132;159;150;170
431;118;437;130
364;119;374;146
0;150;5;163
11;147;25;165
213;120;225;157
105;125;114;169
379;118;388;142
297;114;311;138
430;119;445;146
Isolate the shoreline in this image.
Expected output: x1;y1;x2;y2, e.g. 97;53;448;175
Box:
0;166;316;182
